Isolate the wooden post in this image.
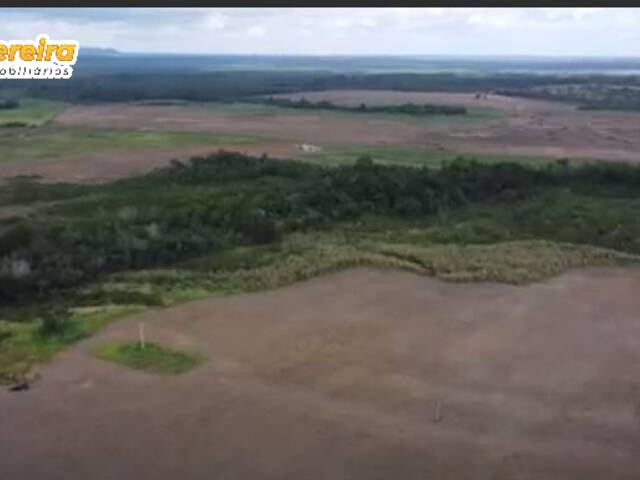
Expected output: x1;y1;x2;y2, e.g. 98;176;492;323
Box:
433;399;442;423
139;322;145;349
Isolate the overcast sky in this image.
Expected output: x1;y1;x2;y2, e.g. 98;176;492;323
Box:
2;7;640;57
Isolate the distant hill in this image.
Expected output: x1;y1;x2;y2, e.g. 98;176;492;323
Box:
70;48;640;77
80;47;121;57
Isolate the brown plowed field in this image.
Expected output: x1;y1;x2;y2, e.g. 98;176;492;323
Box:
51;92;640;170
2;268;640;479
278;90;640;162
3;91;640;182
52;103;427;145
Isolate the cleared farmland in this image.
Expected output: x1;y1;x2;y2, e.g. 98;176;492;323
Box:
2;268;640;479
0;91;639;182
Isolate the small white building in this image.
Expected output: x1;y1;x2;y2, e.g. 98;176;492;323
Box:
299;143;322;153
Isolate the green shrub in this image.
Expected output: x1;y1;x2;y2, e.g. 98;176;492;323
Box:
94;342;203;375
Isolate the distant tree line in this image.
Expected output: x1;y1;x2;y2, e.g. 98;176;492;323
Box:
258;97;467;115
0;99;19;110
5;71;640;105
497;84;640;112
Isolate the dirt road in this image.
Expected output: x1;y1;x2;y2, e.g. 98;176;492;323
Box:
2;268;640;479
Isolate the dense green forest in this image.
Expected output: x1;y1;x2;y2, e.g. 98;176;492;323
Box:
5;70;640;104
258;97;467;115
0;99;19;110
497;83;640;111
70;53;640;76
2;152;640;306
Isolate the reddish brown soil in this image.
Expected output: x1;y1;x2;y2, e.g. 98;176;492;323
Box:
279;90;640;162
53;103;425;145
3;91;640;182
2;268;640;479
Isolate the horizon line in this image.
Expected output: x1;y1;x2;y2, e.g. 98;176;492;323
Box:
81;49;640;61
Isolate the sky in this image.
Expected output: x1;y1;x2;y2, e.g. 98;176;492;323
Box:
2;7;640;57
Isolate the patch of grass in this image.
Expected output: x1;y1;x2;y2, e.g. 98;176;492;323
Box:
176;243;290;272
369;240;637;284
0;305;144;383
94;342;203;375
298;145;552;168
0;128;261;164
218;243;421;294
103;234;640;301
0;99;65;127
221;239;637;289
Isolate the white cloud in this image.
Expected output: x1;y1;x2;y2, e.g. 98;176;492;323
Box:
205;14;227;30
247;25;265;37
2;7;640;56
467;11;515;29
359;17;377;28
332;18;352;29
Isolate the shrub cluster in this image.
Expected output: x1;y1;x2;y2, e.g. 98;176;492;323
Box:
0;99;19;110
259;97;467;115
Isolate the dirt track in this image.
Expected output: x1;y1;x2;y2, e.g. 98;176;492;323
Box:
2;268;640;479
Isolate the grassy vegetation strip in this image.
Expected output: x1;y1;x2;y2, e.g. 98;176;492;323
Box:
0;305;144;383
298;146;553;168
100;239;640;303
0;129;260;164
0;99;65;127
368;240;638;284
94;342;203;375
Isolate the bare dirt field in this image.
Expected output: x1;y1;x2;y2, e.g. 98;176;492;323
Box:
52;103;428;145
278;90;640;162
52;93;640;166
3;91;640;182
2;268;640;480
